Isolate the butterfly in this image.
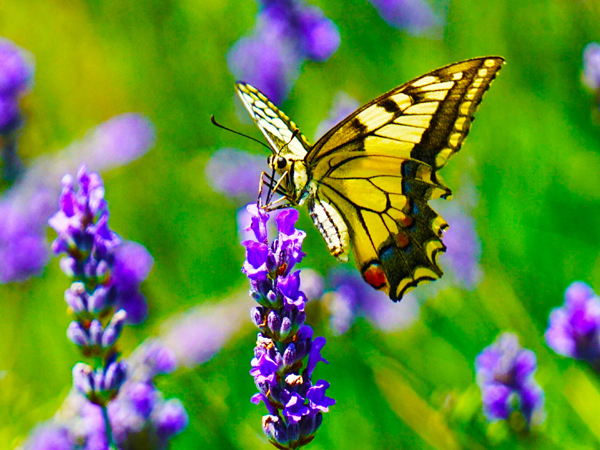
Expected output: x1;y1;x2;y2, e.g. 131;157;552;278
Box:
236;57;504;301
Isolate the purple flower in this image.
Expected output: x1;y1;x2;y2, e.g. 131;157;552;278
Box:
368;0;443;36
111;241;154;324
228;27;302;105
206;148;267;204
49;165;153;325
49;164;155;450
0;113;155;284
228;0;340;104
475;333;545;426
437;203;482;290
583;42;600;91
314;92;360;141
0;94;20;131
23;340;188;450
0;38;34;181
306;380;335;413
0;192;50;282
243;205;334;448
160;297;250;369
327;268;420;334
545;281;600;364
0;38;34;96
21;423;71;450
152;399;189;439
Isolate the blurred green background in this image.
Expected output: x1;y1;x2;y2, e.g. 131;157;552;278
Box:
2;0;600;448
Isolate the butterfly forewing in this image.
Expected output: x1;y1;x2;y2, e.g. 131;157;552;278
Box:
307;57;504;169
236;82;310;161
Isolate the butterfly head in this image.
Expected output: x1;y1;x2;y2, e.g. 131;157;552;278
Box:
265;153;309;205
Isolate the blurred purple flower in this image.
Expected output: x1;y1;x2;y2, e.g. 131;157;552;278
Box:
368;0;443;35
438;204;482;290
228;28;302;105
327;268;420;334
228;0;340;104
0;38;34;181
205;148;266;204
21;424;71;450
0;190;50;282
21;341;188;450
112;241;154;324
0;38;34;96
418;180;482;298
0;113;155;284
583;42;600;91
300;268;324;300
475;333;545;426
545;281;600;365
160;297;250;368
314;92;360;141
243;205;334;449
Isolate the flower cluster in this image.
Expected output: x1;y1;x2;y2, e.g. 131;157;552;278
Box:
48;165;152;410
228;0;340;104
0;38;34;182
242;204;335;449
367;0;443;36
545;282;600;367
475;333;545;426
21;340;188;450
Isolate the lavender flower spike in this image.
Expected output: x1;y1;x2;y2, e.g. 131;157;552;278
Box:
545;281;600;367
475;333;545;426
49;164;154;448
243;204;334;449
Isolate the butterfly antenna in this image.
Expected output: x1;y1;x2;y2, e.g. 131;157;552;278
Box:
210;115;272;152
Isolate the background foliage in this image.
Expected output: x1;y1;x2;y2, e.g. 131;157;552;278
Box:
2;0;600;448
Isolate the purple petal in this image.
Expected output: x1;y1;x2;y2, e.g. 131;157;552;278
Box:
305;336;328;378
306;380;336;413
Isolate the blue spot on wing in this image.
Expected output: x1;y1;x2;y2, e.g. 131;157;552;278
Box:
380;245;395;262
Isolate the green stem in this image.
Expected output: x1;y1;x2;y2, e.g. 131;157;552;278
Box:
102;405;118;450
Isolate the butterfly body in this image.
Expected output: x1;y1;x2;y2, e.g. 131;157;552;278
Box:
236;57;504;301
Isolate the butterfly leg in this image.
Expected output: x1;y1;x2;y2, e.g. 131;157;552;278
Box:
257;171;270;208
266;170;289;205
262;196;293;212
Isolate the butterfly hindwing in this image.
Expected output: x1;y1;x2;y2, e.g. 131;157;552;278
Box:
236;82;310;161
312;152;450;300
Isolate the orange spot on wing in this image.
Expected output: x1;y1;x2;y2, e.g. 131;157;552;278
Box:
395;232;410;248
401;215;413;228
363;263;388;290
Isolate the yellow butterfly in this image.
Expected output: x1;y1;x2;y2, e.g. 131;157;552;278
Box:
236;57;504;301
